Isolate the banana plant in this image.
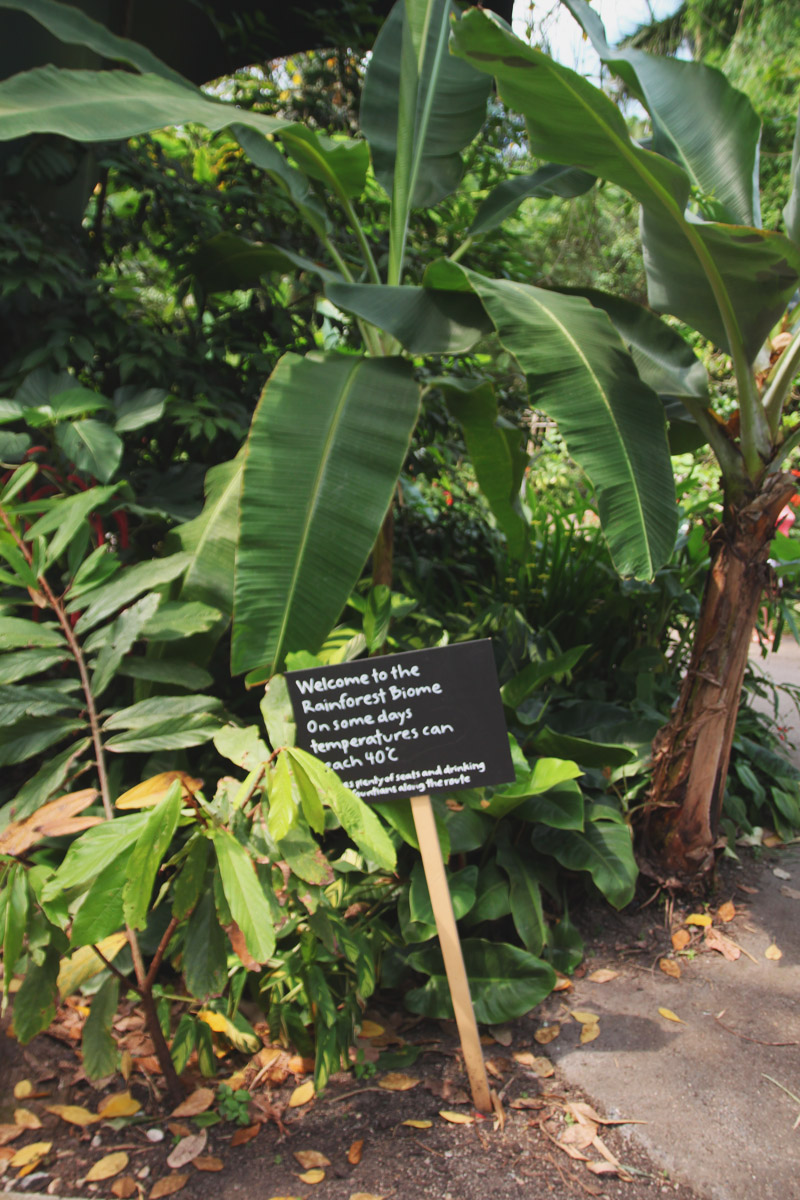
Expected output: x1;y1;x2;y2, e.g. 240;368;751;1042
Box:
447;0;800;882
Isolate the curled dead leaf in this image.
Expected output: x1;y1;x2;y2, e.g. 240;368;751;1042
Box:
765;943;783;960
0;788;100;856
287;1055;315;1075
294;1151;330;1170
559;1123;596;1150
534;1024;560;1045
298;1168;325;1184
439;1110;474;1124
378;1073;419;1092
659;957;681;979
513;1051;554;1077
671;928;691;951
347;1140;364;1166
170;1088;214;1118
349;1194;387;1200
85;1152;130;1182
288;1081;315;1108
685;913;712;927
704;927;740;961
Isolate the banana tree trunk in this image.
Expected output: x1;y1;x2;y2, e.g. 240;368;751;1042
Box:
640;470;797;885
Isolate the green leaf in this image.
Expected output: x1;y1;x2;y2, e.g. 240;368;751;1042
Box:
326;283;491;354
535;817;637;909
232;352;419;675
122;783;183;929
72;553;191;633
139;600;223;640
54;420;123;484
7;738;90;820
170;1013;197;1074
183;890;228;998
90;593;160;697
406;939;556;1023
361;0;491;210
260;674;296;751
496;841;547;955
275;823;333;886
172;837;210;921
190;233;301;293
464;863;511;924
175;450;242;624
2;865;28;1000
0;683;80;723
212;830;276;963
482;759;582;819
117;658;212;690
280;126;370;200
286;748;396;871
0;65;290;143
105;715;221;754
82;975;119;1080
70;853;127;946
785;105;800;245
26;484;122;568
267;752;298;843
43;812;150;898
408;860;477;926
0;431;31;463
516;780;585;831
0;648;69;684
429;260;677;579
103;694;221;731
364;585;392;653
501;646;589;709
531;726;636;769
438;378;527;558
11;945;60;1043
213;724;268;772
0;715;83;767
0;617;64;650
471;162;596;236
287;750;325;834
113;386;168;433
548;910;584;974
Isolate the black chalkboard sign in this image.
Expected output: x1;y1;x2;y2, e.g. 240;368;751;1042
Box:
285;639;514;803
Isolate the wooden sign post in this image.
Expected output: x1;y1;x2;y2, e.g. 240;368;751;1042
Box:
286;639;514;1114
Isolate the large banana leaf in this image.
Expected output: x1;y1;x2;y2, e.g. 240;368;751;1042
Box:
360;0;491;210
426;260;677;579
176;451;243;620
326;282;490;353
0;66;290;143
470;162;596;237
449;9;800;363
785;106;800;245
231;352;420;677
562;0;761;227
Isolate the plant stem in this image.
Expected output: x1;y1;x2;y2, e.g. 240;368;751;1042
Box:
144;916;179;993
448;236;473;264
341;196;382;285
763;323;800;435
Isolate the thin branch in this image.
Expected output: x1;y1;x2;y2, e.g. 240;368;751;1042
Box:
144;916;179;993
91;943;141;996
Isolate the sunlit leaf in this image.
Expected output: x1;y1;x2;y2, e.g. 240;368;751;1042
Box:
170;1088;214;1118
378;1073;420;1092
85;1152;129;1182
659;958;681;979
288;1081;315;1108
658;1007;685;1023
439;1110;474;1124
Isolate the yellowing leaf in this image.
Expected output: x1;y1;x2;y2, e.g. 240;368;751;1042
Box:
671;928;691;951
439;1110;474;1124
294;1151;330;1169
358;1020;384;1039
58;934;128;1000
349;1194;387;1200
116;772;202;810
14;1108;42;1129
402;1120;432;1129
10;1141;52;1168
98;1091;141;1118
347;1140;364;1166
196;1009;260;1054
120;1051;133;1082
580;1022;600;1044
534;1024;560;1045
659;958;681;979
170;1087;214;1118
46;1104;101;1127
298;1168;325;1184
717;901;736;923
765;943;783;960
587;968;619;983
288;1081;315;1108
0;788;100;856
197;1010;228;1033
685;913;712;927
85;1152;130;1181
571;1010;599;1025
149;1173;189;1198
658;1007;685;1023
378;1073;419;1092
13;1080;33;1100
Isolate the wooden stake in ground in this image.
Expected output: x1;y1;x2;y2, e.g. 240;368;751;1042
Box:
410;793;492;1113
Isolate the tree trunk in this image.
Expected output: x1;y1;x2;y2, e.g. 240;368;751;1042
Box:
640;469;797;886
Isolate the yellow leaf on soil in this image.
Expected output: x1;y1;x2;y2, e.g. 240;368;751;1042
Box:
14;1108;42;1129
378;1073;419;1092
193;1156;224;1172
347;1140;364;1166
288;1081;315;1108
402;1120;432;1129
298;1168;325;1184
0;1126;24;1146
98;1091;141;1118
659;958;681;979
170;1087;215;1118
294;1151;330;1169
580;1022;600;1045
717;901;736;923
671;929;691;951
439;1111;474;1124
765;943;783;960
149;1173;189;1198
13;1081;33;1100
349;1194;386;1200
587;968;619;983
116;772;202;810
85;1152;130;1181
571;1010;599;1025
46;1104;101;1127
658;1007;684;1023
685;913;711;928
358;1020;384;1039
534;1024;560;1045
111;1176;139;1198
58;935;128;1000
10;1142;52;1168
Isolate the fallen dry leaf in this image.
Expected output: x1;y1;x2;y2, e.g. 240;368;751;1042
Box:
571;1010;599;1025
14;1108;42;1129
552;972;573;992
347;1140;364;1166
167;1132;207;1170
150;1173;189;1198
765;943;783;960
717;900;736;923
587;968;619;983
780;886;800;900
287;1055;315;1075
170;1088;214;1119
560;1123;597;1150
580;1022;600;1045
193;1156;224;1172
168;1124;192;1140
358;1020;384;1039
671;929;691;951
349;1194;387;1200
704;927;740;961
773;867;792;881
297;1168;325;1184
534;1024;560;1045
294;1151;330;1170
658;1007;685;1024
10;1142;52;1168
659;958;681;979
0;1126;24;1146
378;1073;419;1092
685;913;712;927
738;883;759;894
12;1081;33;1100
98;1091;141;1119
46;1104;100;1127
439;1111;474;1124
85;1152;130;1182
288;1081;315;1108
230;1124;261;1146
402;1120;432;1129
489;1025;513;1046
111;1176;138;1198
